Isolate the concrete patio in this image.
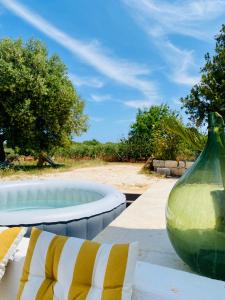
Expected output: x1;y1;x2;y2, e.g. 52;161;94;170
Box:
95;178;225;298
95;178;190;273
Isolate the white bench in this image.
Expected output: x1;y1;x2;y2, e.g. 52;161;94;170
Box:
0;237;225;300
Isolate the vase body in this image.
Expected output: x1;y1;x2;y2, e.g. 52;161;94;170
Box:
166;112;225;280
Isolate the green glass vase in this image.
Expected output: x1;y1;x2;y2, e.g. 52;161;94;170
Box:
166;112;225;280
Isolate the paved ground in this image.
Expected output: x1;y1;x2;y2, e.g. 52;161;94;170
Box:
95;178;191;272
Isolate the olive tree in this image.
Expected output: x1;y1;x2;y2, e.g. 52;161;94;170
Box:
0;38;87;165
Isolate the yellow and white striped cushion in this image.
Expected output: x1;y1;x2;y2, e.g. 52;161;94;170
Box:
17;228;138;300
0;226;27;280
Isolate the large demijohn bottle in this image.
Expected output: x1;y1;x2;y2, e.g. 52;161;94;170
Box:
166;112;225;280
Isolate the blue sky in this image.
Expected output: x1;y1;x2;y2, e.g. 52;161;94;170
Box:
0;0;225;142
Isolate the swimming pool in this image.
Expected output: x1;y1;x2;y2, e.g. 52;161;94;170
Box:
0;180;126;239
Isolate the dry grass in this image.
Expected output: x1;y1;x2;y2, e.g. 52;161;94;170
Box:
139;166;165;178
0;158;107;178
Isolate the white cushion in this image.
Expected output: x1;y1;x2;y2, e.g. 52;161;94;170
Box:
0;227;27;280
132;261;225;300
1;238;225;300
0;237;29;300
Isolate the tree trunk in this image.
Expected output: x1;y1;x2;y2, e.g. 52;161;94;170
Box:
37;153;57;167
0;136;6;163
142;156;154;171
37;153;45;167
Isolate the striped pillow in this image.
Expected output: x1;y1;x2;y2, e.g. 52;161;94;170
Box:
17;228;138;300
0;227;27;280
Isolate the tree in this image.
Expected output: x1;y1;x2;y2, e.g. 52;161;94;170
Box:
165;117;206;152
0;38;87;164
83;139;101;146
127;104;191;160
181;24;225;126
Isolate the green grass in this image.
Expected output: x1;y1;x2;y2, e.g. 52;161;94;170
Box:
0;158;107;178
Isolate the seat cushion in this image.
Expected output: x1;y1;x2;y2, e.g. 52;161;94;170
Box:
0;237;29;300
0;227;27;280
132;261;225;300
17;228;138;300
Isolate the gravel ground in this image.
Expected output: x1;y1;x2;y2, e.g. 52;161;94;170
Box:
0;163;159;193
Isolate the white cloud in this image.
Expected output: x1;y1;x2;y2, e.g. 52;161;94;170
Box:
123;0;225;41
122;0;225;86
0;0;158;99
153;38;200;85
124;100;152;109
69;73;104;88
91;94;112;102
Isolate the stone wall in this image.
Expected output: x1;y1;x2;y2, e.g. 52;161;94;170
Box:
153;160;194;177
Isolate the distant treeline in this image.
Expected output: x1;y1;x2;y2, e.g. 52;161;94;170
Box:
55;104;202;162
55;140;146;162
55;138;196;162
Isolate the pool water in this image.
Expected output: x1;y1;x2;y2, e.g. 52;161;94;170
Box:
0;189;103;212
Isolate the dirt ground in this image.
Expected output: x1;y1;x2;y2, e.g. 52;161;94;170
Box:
1;163;159;194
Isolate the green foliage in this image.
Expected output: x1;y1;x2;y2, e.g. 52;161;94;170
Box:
55;141;145;162
0;38;87;162
165;117;207;151
56;105;197;162
82;139;101;146
181;24;225;126
55;142;119;161
129;104;174;139
126;104;194;160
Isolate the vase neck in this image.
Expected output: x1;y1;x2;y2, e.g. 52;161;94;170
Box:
208;112;225;131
